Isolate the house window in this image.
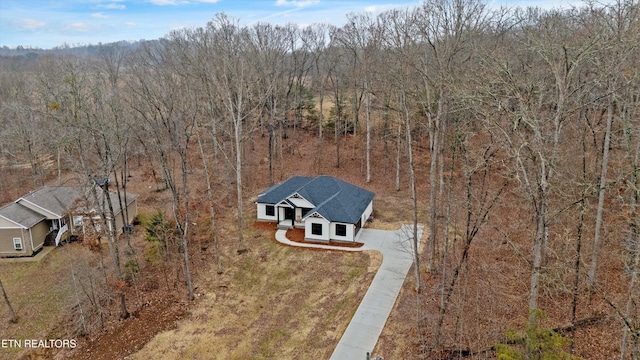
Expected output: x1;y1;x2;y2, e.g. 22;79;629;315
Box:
301;208;311;218
265;205;275;216
311;223;322;236
13;238;23;251
336;224;347;237
73;216;84;226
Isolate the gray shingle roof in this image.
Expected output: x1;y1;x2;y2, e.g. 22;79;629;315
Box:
0;202;46;228
257;176;374;224
257;176;314;204
1;186;139;229
18;186;87;217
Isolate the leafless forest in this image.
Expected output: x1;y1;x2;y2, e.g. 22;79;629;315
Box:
1;0;639;359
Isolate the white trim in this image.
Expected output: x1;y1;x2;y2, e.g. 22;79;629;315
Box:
55;224;68;246
29;228;34;251
302;211;327;221
16;198;62;218
13;237;23;251
287;193;315;208
277;200;293;208
0;214;27;229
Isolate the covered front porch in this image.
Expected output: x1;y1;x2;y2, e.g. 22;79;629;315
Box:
269;195;311;229
43;218;69;247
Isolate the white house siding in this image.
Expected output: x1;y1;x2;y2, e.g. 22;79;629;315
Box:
361;200;373;224
330;222;355;242
256;203;278;222
305;217;330;241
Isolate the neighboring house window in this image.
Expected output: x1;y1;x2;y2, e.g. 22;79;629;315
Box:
13;238;23;251
311;223;322;236
301;208;311;217
73;216;84;226
265;205;275;216
336;224;347;237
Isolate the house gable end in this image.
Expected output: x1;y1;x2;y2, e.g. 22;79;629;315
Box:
16;198;60;219
286;193;315;208
257;176;315;204
0;214;27;229
302;211;327;221
0;202;46;229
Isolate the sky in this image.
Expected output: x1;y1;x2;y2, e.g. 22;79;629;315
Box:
0;0;581;49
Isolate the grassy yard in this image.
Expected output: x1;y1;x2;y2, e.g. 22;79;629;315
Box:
131;229;379;359
0;245;86;360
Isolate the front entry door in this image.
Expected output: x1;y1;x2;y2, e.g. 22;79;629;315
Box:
284;207;294;221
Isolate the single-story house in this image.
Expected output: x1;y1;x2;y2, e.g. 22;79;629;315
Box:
0;185;138;257
256;176;374;242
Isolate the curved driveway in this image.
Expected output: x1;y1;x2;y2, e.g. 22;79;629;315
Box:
275;225;423;359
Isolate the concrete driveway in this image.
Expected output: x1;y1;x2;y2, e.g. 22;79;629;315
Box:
274;224;423;359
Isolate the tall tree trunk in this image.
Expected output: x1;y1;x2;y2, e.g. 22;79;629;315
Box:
235;118;246;253
365;80;371;183
571;131;588;353
404;93;421;293
180;152;194;300
92;183;130;320
427;88;445;272
0;278;17;323
196;130;223;275
268;124;275;186
395;114;402;192
529;162;549;326
588;104;614;287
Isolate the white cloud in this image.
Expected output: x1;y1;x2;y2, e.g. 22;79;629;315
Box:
98;3;127;10
65;22;92;32
195;0;220;3
92;12;110;18
149;0;188;5
275;0;320;8
364;4;397;13
16;19;47;30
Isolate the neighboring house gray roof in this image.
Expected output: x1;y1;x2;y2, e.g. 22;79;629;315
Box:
18;186;87;218
91;190;138;216
0;202;46;228
1;185;139;229
257;176;374;224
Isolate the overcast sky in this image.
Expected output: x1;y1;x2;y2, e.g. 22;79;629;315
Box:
0;0;582;49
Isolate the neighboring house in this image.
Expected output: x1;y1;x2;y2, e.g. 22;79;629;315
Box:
0;185;138;257
256;176;374;242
